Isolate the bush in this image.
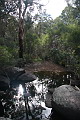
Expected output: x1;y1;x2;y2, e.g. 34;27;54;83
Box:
0;46;15;68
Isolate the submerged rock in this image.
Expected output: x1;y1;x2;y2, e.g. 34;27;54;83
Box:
52;85;80;120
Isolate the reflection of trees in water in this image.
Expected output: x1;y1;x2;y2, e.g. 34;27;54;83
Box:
0;81;47;120
0;88;25;119
0;71;74;120
34;71;74;88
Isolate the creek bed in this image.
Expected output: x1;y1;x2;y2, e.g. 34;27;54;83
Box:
13;71;74;120
31;71;74;120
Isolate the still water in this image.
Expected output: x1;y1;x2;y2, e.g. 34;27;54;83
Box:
18;71;74;120
30;71;73;120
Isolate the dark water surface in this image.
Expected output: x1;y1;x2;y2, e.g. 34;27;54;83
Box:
33;71;74;120
13;71;74;120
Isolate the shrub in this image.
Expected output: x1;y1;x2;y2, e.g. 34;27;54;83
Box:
0;46;15;68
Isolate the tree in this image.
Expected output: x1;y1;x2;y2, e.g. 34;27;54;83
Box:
60;6;79;25
34;10;53;35
0;0;41;59
65;0;80;24
0;0;18;41
0;1;19;67
18;0;41;58
66;0;80;10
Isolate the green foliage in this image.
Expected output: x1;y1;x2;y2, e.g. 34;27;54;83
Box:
33;57;42;62
38;34;49;45
67;25;80;49
42;5;80;75
60;6;78;25
0;46;15;67
25;31;38;54
0;0;80;76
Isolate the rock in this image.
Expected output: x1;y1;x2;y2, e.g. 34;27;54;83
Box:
0;67;25;88
48;88;55;94
0;117;12;120
16;72;37;84
0;67;25;80
0;75;10;91
0;67;36;88
0;75;10;85
4;67;25;81
45;92;52;108
0;101;4;117
45;87;55;108
70;79;80;87
52;85;80;120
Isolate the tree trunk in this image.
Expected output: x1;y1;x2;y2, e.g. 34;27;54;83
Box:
19;18;24;58
19;0;23;58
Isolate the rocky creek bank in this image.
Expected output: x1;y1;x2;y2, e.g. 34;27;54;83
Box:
0;62;80;120
45;85;80;120
0;67;37;119
0;67;36;91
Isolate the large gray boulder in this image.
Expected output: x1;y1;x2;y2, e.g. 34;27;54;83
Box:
0;67;36;89
0;67;25;89
2;67;25;81
17;72;37;84
52;85;80;120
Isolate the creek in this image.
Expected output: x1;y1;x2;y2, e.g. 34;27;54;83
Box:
26;71;74;120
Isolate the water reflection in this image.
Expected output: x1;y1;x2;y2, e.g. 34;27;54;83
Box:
34;71;74;87
33;71;74;120
32;78;52;119
18;84;24;95
17;71;74;120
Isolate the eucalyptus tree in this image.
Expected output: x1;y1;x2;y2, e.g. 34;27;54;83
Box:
0;0;42;59
18;0;42;58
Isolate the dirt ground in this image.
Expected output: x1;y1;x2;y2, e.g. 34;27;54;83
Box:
24;61;66;73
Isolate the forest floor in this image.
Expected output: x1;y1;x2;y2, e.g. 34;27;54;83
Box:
24;61;67;73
